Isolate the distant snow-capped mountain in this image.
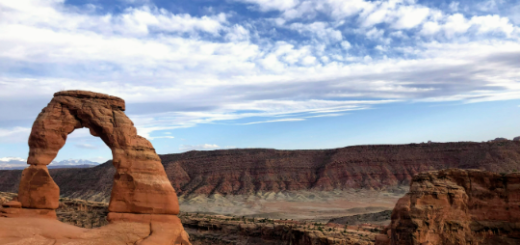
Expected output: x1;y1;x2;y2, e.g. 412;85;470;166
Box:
0;157;100;170
53;159;100;165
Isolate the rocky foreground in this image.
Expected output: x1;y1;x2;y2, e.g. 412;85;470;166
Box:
0;192;382;245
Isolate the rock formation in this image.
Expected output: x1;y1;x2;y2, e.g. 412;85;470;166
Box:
0;90;190;244
375;169;520;245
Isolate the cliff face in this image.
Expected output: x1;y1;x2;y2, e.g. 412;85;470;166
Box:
1;141;520;201
163;141;520;196
375;169;520;245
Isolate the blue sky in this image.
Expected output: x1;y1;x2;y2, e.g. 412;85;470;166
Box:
0;0;519;164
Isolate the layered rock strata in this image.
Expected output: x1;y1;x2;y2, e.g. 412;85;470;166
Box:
375;169;520;245
0;90;190;244
1;142;520;202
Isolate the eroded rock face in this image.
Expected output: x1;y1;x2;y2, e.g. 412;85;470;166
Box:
0;90;190;244
375;169;520;245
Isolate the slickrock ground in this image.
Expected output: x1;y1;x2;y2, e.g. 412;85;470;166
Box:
0;218;179;245
375;169;520;245
0;192;189;244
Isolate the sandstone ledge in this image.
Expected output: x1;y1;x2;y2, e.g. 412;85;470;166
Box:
0;217;190;245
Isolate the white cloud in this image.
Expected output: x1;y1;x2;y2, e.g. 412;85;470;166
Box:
306;113;344;118
237;0;300;12
470;15;515;36
366;27;384;39
326;0;374;19
420;13;517;38
357;0;432;29
340;41;352;50
112;7;227;36
281;1;317;20
179;144;221;152
150;136;175;140
288;22;343;44
0;157;26;162
444;14;473;37
0;1;227;36
225;24;250;42
392;5;430;29
421;21;441;35
0;127;30;143
242;118;305;125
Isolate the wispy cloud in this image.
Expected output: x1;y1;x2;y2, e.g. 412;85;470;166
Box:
305;113;345;118
0;157;26;162
0;127;30;143
242;118;305;125
150;136;175;140
179;144;221;152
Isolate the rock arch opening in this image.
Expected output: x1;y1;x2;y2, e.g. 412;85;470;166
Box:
51;127;111;167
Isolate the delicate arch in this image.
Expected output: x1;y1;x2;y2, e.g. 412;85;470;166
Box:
19;90;179;215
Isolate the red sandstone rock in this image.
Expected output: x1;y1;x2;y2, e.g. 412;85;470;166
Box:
18;165;59;209
107;212;183;224
107;212;191;245
0;217;191;245
1;197;21;208
1;90;191;245
21;90;179;215
0;207;57;219
376;169;520;245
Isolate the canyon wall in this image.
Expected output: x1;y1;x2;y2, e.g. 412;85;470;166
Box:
375;169;520;245
1;141;520;201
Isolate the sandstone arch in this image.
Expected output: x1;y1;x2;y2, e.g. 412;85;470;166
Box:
4;90;178;217
0;91;190;244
